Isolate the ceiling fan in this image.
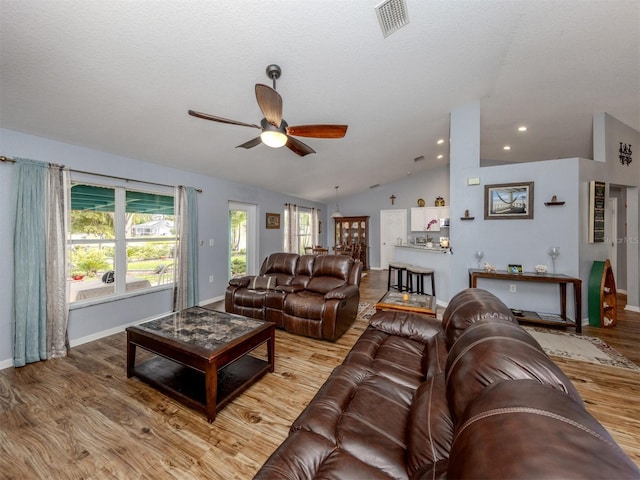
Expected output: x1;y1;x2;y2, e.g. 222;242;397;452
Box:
188;64;348;156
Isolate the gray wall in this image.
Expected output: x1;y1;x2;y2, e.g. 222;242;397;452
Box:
329;164;450;269
0;128;326;366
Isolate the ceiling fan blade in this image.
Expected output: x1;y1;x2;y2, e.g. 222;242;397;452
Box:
286;124;348;139
286;136;316;157
236;137;263;149
188;110;260;129
255;84;283;127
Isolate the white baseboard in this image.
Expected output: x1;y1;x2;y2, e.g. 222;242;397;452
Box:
0;310;174;371
0;358;13;370
199;295;224;306
625;304;640;313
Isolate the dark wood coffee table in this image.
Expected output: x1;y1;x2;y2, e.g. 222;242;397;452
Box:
375;291;437;317
126;307;275;422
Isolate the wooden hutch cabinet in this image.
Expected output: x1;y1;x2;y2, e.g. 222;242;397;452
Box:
333;216;369;269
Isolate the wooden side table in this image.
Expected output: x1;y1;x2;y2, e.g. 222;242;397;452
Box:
469;269;582;333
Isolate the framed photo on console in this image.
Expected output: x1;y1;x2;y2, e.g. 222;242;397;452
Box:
485;182;534;220
508;264;523;273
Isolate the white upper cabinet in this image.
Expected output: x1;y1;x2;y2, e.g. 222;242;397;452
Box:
410;206;450;232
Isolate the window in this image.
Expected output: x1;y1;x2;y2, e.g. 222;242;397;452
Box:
284;207;312;254
69;183;175;303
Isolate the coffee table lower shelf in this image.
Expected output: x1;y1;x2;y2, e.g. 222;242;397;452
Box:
131;354;270;419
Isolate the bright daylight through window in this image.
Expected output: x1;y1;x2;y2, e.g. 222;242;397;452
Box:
69;183;175;303
284;208;312;254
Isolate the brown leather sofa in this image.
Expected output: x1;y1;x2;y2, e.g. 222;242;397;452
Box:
225;253;362;341
254;288;639;479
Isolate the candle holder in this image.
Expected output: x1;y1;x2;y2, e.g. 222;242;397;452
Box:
548;247;560;274
474;250;485;269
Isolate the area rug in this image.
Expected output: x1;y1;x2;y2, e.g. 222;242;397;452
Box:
357;302;376;321
523;326;640;371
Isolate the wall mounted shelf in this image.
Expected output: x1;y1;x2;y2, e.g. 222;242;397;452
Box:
544;201;565;206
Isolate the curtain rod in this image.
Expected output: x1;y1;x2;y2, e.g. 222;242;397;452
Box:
1;155;202;192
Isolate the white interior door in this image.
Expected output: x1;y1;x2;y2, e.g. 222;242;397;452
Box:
380;209;407;269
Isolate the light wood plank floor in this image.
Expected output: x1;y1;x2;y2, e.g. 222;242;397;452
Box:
0;270;638;479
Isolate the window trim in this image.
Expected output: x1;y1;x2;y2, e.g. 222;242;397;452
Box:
68;176;175;305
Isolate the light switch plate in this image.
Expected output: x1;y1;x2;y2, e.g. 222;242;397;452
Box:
467;177;480;186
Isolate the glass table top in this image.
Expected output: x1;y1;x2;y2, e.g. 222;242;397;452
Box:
138;307;268;351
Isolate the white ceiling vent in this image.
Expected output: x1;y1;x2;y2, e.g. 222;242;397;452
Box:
375;0;409;38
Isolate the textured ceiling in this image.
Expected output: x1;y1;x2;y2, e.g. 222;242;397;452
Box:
1;0;638;202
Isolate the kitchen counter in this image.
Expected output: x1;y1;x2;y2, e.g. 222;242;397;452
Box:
395;244;451;253
393;245;452;304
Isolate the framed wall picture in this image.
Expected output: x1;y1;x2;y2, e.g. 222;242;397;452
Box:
266;212;281;229
588;180;605;243
484;182;534;220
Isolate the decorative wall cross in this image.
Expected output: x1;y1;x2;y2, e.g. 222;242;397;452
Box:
390;194;396;205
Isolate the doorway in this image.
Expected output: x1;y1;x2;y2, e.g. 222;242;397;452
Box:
380;209;407;270
229;202;258;279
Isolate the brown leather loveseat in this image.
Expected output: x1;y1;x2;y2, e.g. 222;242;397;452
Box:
225;253;362;341
254;288;639;479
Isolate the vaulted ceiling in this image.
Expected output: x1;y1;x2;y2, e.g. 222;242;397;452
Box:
1;1;638;202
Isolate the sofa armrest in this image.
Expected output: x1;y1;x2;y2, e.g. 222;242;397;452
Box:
228;276;251;287
324;284;359;300
369;311;442;344
276;284;304;293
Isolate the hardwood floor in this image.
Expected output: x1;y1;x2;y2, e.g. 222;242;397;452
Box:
0;270;638;479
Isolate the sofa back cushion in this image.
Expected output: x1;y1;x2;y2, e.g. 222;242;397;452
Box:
445;320;582;420
448;379;640;479
306;255;353;294
260;253;299;276
406;373;453;476
291;254;315;287
441;288;516;349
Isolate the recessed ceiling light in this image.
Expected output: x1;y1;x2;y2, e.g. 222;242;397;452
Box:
437;139;445;144
518;126;527;132
437;154;444;159
503;145;511;150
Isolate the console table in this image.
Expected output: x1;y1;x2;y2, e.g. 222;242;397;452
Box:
469;269;582;333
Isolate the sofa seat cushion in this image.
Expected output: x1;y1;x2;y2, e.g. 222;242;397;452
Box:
406;373;453;476
291;364;415;480
343;326;426;389
283;290;325;319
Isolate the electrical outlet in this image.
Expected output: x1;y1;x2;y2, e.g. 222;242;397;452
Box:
509;284;517;293
209;275;214;283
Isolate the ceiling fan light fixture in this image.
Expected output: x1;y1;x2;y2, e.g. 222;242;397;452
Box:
260;118;288;148
261;130;288;148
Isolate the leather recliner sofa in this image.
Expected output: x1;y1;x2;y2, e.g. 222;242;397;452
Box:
225;253;362;341
253;288;639;479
